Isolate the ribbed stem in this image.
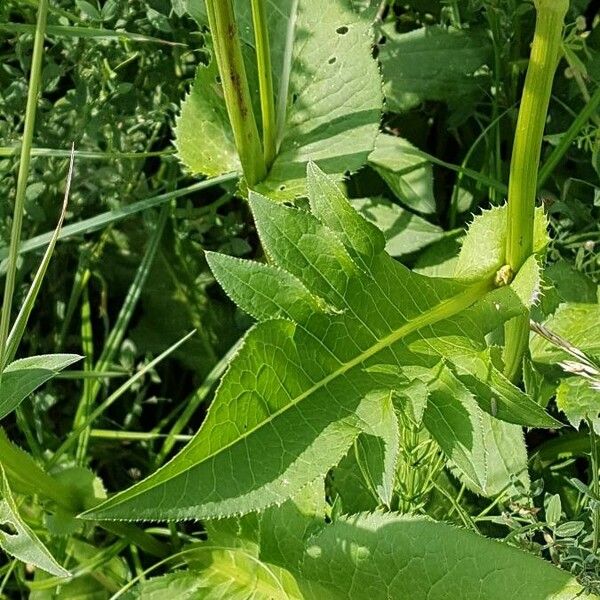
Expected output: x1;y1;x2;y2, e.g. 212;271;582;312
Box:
503;0;568;382
205;0;266;186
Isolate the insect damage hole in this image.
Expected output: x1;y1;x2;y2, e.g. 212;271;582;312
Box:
328;56;337;64
0;521;18;537
336;25;348;35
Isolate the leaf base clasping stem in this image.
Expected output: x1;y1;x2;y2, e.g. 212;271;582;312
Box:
503;0;568;382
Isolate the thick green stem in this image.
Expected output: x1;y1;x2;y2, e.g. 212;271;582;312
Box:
205;0;266;186
250;0;276;168
503;0;568;382
587;417;600;554
0;0;48;370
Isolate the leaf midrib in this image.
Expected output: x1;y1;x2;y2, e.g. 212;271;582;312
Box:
90;276;495;515
182;278;492;465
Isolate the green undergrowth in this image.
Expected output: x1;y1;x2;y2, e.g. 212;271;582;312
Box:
0;0;599;598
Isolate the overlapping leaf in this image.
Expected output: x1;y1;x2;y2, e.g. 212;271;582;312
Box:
351;196;444;258
0;466;69;578
0;354;81;420
83;165;556;523
298;512;593;599
126;490;593;599
368;133;436;214
175;0;382;198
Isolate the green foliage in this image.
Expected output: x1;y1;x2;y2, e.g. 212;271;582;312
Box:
378;24;492;117
298;512;590;599
128;500;594;599
1;0;600;596
83;165;555;522
175;0;382;197
532;304;600;365
351;196;444;258
368;133;436;214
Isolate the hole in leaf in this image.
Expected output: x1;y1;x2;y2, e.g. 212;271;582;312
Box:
292;93;299;105
328;56;337;64
336;25;348;34
279;185;286;192
216;75;221;84
0;521;18;537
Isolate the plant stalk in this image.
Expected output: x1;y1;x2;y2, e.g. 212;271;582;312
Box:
250;0;276;168
587;417;600;554
503;0;568;382
205;0;266;186
0;0;49;370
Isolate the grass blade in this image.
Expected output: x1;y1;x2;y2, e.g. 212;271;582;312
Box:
3;146;75;369
0;173;236;265
0;0;49;371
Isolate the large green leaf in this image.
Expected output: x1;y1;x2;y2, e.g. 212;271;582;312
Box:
124;505;594;599
0;354;81;420
298;513;594;599
378;24;491;116
83;166;555;523
175;0;382;198
0;466;69;578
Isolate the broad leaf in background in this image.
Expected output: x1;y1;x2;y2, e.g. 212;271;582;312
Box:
378;25;491;118
175;0;382;198
368;133;436;214
556;377;600;433
83;165;556;523
127;498;592;598
351;196;444;258
298;513;593;599
413;234;463;277
0;466;69;578
0;354;81;420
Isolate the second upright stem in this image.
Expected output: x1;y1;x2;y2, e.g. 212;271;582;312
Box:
251;0;276;168
503;0;568;382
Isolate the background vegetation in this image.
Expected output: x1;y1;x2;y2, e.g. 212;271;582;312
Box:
0;0;599;597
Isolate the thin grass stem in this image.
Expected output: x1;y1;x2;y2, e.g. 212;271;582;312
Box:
0;0;49;370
